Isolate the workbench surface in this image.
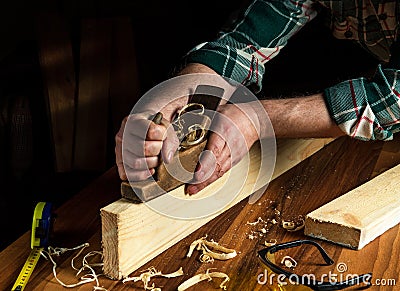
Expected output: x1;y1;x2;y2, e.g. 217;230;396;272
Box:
1;136;399;290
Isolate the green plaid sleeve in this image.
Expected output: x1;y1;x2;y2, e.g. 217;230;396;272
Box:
324;40;400;141
183;0;317;93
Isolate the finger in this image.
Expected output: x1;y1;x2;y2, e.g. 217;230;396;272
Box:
115;129;127;180
192;149;217;184
219;151;232;175
188;141;231;195
214;143;232;177
125;166;155;182
161;122;180;163
206;131;226;159
124;134;163;157
193;132;225;182
115;133;123;166
117;163;127;180
146;121;167;141
186;170;220;195
125;116;153;139
123;153;159;171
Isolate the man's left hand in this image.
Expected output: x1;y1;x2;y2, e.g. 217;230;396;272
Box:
186;103;259;194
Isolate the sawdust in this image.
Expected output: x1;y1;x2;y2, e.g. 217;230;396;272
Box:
245;201;281;240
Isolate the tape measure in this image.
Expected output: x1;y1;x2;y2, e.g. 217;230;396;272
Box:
12;202;53;291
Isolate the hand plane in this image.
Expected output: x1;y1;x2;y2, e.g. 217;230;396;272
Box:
121;85;224;202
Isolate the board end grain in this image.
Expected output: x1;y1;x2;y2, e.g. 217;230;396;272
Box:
304;163;400;250
101;207;122;280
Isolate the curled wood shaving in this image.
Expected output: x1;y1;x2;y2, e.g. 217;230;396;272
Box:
199;253;214;263
280;256;297;269
281;218;305;232
264;239;277;247
187;236;237;262
177;269;230;291
122;266;183;290
42;243;108;290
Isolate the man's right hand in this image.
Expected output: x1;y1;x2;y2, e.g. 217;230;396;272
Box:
115;112;180;181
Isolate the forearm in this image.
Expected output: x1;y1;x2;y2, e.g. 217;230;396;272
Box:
179;65;344;139
261;93;345;139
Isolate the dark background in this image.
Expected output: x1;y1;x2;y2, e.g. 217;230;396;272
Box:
0;0;379;251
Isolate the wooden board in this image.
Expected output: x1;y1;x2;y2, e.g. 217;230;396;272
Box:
101;137;333;279
304;163;400;250
36;13;76;172
73;18;112;171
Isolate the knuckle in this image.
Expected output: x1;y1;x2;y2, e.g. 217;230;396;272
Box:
132;158;141;170
211;145;221;156
148;126;163;139
144;142;159;156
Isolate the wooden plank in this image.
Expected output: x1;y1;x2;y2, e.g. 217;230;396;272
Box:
36;13;76;172
74;18;112;171
304;162;400;250
101;137;333;279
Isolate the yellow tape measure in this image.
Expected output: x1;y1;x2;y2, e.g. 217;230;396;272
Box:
11;247;43;291
11;202;53;291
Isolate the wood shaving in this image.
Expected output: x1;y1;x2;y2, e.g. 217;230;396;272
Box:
42;243;108;290
199;253;214;263
282;221;295;229
177;269;230;291
246;217;264;225
280;256;297;269
264;239;277;247
187;236;237;262
281;217;305;232
122;266;183;290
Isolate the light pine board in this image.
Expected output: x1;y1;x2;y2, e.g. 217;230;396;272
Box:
305;162;400;250
101;138;333;279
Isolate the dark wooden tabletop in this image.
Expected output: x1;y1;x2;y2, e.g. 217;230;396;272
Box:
1;135;399;291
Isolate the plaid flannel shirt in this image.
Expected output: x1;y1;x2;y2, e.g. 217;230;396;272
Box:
183;0;400;141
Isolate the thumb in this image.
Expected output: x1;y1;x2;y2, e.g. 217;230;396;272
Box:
161;121;180;163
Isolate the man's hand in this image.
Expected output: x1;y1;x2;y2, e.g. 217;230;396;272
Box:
186;103;260;194
115;112;179;181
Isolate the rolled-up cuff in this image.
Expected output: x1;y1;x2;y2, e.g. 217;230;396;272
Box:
183;43;265;93
323;79;394;141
